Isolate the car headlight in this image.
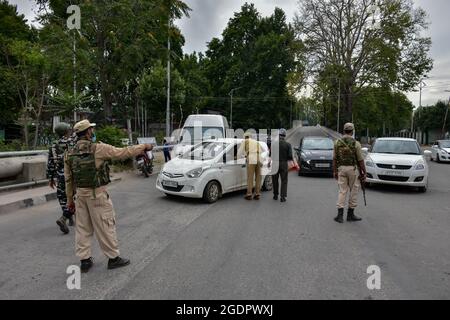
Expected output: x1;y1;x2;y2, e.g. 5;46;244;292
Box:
365;159;375;167
440;149;448;154
186;167;204;178
414;162;425;170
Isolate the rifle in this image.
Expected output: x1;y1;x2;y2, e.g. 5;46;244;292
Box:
359;175;367;206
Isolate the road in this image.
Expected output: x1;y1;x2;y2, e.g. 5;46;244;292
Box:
0;125;449;300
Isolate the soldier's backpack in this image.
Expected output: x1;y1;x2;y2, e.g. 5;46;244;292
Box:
68;141;111;189
335;137;357;167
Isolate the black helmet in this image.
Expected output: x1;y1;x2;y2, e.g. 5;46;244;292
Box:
54;122;71;137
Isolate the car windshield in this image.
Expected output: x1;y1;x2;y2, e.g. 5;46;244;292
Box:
181;127;224;144
181;142;229;161
439;141;450;148
302;138;334;150
372;140;421;155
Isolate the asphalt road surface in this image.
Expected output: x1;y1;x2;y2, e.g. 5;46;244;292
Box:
1;125;449;299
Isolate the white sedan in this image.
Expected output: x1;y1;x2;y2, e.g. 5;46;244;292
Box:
364;138;432;193
430;140;450;163
156;139;273;203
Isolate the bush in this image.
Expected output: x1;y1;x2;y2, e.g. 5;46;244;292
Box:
0;139;25;152
96;125;127;147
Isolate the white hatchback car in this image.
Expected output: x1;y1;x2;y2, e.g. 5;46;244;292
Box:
430;140;450;163
364;138;432;192
156;139;273;203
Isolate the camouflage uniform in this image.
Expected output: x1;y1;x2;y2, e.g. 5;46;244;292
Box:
47;135;76;220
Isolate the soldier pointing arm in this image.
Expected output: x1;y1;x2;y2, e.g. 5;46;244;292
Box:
64;120;152;273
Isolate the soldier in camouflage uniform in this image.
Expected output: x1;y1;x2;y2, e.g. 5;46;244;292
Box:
332;123;367;223
65;120;153;273
47;122;76;234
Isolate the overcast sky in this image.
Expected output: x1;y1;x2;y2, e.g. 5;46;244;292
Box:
9;0;450;107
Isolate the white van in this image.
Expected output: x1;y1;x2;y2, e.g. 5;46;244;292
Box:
173;115;230;156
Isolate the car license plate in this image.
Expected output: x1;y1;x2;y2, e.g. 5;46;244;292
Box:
383;170;403;176
162;180;178;188
315;163;330;168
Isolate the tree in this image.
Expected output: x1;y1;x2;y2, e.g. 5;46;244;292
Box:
37;0;191;122
295;0;433;127
203;4;302;129
2;39;51;148
0;0;33;129
138;61;186;124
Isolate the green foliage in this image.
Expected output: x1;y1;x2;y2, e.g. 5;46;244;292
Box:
414;101;450;132
203;4;302;129
0;139;25;151
96;125;127;147
295;0;433;122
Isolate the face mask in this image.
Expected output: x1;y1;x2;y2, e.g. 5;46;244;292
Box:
92;132;97;143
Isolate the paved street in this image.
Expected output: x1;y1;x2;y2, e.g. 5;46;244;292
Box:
1;126;449;300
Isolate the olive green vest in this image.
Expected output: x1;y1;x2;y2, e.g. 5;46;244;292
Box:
68;140;111;189
335;137;357;167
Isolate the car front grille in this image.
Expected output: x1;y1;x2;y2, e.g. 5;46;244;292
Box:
162;171;184;179
378;175;409;182
376;164;412;170
162;185;184;192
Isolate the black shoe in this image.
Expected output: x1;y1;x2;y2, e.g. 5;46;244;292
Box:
273;195;278;200
108;257;130;270
56;217;69;234
80;257;94;273
68;217;75;227
280;197;286;203
347;208;362;222
334;208;344;224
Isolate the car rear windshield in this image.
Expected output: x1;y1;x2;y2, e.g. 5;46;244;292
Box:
372;140;421;155
182;142;229;161
302;138;334;150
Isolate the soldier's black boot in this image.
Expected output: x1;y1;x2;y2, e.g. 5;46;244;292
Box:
347;208;362;222
108;256;130;270
56;216;69;234
334;208;344;224
68;216;75;227
273;194;278;200
80;257;94;273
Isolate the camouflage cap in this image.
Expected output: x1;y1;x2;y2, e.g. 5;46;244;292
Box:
343;123;354;131
73;119;96;133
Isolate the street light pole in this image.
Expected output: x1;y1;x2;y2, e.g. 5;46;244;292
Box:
443;90;450;139
229;87;242;129
166;17;171;138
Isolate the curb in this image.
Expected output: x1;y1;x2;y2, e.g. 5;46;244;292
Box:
0;177;122;215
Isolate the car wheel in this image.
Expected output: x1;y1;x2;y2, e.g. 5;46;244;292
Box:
203;181;221;203
262;175;273;191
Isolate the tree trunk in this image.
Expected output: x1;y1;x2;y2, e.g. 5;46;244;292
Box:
343;83;353;125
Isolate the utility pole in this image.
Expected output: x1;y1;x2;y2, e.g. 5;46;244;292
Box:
337;78;341;133
166;17;171;138
443;91;450;139
73;33;77;123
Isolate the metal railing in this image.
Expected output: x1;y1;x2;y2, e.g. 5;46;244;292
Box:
0;150;48;158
